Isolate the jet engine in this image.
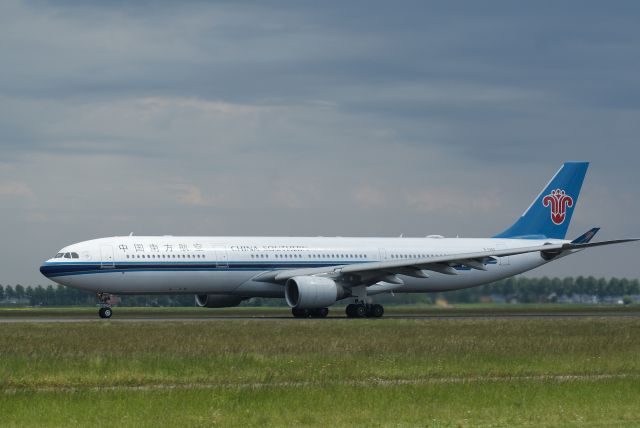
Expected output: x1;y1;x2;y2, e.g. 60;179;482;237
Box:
195;294;244;308
284;276;348;309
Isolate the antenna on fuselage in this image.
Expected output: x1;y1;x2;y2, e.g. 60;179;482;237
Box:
129;232;134;236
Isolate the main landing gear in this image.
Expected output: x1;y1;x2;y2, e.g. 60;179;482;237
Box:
97;292;114;319
346;303;384;318
292;307;330;318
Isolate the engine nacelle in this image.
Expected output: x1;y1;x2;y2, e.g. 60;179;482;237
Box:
195;294;244;308
284;276;347;309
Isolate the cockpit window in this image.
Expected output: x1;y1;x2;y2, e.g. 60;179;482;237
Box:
64;253;71;258
71;252;79;259
55;253;63;258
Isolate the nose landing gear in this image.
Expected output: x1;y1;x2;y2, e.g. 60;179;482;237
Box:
97;292;116;319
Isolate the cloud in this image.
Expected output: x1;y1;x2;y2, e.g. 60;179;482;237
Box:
0;182;35;199
173;183;210;207
353;186;386;206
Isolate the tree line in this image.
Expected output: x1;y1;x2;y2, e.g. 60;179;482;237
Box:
0;276;638;307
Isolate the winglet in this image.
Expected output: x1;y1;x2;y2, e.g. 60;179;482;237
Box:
571;227;600;244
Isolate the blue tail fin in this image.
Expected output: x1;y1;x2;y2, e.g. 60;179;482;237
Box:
494;162;589;240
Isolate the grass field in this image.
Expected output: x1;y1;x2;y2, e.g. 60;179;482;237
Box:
1;309;640;426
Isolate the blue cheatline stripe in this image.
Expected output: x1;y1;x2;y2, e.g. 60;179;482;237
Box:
40;260;367;278
40;258;497;278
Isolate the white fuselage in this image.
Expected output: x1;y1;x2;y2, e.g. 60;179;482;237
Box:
40;236;563;297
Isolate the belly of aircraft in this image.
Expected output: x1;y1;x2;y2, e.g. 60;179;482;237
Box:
55;270;256;295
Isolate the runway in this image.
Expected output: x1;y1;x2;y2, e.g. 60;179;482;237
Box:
2;311;639;323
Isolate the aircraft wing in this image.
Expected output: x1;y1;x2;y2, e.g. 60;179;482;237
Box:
253;238;638;286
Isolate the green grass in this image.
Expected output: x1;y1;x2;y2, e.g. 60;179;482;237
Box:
1;317;640;426
4;380;640;427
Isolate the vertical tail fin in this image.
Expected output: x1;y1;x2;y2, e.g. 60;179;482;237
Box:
494;162;589;240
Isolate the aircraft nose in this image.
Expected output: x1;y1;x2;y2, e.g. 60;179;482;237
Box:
40;262;54;279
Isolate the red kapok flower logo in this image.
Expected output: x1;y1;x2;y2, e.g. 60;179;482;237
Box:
542;189;574;225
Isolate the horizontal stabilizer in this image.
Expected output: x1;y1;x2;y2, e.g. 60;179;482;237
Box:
562;238;639;251
571;228;600;244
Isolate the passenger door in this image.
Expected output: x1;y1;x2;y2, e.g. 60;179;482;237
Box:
211;244;229;268
100;245;115;269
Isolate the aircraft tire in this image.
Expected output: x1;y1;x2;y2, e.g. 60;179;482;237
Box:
354;304;367;318
371;304;384;318
310;307;329;318
292;308;309;318
345;304;356;318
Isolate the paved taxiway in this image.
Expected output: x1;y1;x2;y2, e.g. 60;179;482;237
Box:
1;311;639;323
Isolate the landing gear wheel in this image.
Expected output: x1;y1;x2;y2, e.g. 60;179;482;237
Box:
354;304;367;318
346;304;367;318
370;304;384;318
99;307;113;319
310;308;329;318
292;308;309;318
346;304;357;318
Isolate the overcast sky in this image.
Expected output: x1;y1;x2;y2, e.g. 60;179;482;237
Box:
1;0;639;285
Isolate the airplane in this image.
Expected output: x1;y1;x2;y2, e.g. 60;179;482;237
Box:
40;162;637;319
